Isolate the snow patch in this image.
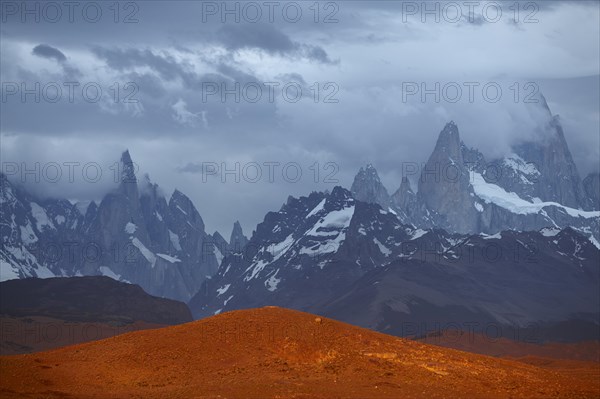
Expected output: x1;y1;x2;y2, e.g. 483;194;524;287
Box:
125;222;137;234
269;234;295;262
502;154;540;185
483;232;502;240
540;227;560;237
265;270;281;291
30;202;55;231
176;205;188;215
216;284;231;296
169;230;182;251
374;238;391;256
0;260;20;281
471;172;600;219
306;198;326;218
214;245;224;265
156;253;181;263
131;237;156;267
20;223;38;244
99;266;121;280
411;229;428;240
33;265;55;278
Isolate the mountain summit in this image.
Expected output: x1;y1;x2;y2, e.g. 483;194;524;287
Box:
229;221;249;253
351;164;390;208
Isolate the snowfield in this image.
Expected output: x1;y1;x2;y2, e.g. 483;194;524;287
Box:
471;172;599;219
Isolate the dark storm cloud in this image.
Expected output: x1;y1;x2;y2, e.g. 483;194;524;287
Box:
217;23;295;54
91;46;266;91
32;44;67;63
92;47;193;83
31;44;81;78
1;1;599;235
216;23;336;64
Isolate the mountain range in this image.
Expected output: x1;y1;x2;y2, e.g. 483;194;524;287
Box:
1;98;598;341
0;151;248;302
353;98;599;246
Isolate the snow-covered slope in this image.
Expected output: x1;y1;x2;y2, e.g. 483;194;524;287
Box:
189;187;599;342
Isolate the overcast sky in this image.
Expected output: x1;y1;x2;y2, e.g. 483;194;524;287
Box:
1;0;599;237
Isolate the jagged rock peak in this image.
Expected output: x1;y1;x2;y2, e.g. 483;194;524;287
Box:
170;189;189;202
427;121;465;169
229;221;249;252
213;230;228;244
231;221;246;236
351;164;389;207
356;163;381;181
120;150;137;184
330;186;355;204
169;189;197;215
538;93;550;113
390;176;417;218
438;121;460;144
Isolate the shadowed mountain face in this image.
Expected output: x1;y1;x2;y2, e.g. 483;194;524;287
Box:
189;185;599;342
1;307;598;399
0;276;192;325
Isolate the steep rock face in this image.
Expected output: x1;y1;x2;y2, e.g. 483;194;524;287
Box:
1;151;219;302
389;177;418;224
228;221;249;253
212;231;229;252
417;121;479;233
350;164;390;209
208;231;229;265
509;116;590;210
83;151;152;275
82;153;219;301
583;173;600;209
80;201;98;235
377;116;598;245
139;175;171;253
